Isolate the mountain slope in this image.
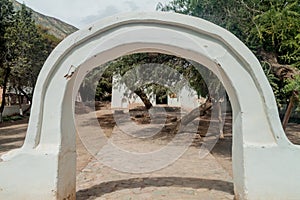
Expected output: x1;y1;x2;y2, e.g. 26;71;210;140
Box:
11;0;78;40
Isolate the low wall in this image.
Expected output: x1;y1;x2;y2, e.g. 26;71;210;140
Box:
2;104;30;117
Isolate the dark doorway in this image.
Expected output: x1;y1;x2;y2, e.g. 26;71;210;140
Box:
156;90;168;104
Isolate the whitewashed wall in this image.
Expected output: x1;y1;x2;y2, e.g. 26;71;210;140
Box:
111;75;156;108
2;104;30;117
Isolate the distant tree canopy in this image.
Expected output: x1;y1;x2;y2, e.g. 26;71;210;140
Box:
157;0;300;68
157;0;300;127
83;53;214;109
0;0;60;121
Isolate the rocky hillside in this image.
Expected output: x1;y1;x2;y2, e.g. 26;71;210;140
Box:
11;0;78;40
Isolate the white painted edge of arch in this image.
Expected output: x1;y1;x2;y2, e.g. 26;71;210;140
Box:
25;12;295;149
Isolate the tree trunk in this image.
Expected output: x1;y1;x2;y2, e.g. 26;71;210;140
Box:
282;92;297;130
0;67;10;122
17;86;32;102
134;88;153;109
15;87;23;116
17;86;32;115
23;104;31;114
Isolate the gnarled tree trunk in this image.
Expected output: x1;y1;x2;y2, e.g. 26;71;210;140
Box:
134;88;153;109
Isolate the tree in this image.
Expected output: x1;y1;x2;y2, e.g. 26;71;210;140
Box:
0;0;15;121
4;5;44;114
87;52;225;137
247;0;300;124
157;0;251;43
157;0;300;126
282;75;300;129
0;3;60;121
99;53;213;110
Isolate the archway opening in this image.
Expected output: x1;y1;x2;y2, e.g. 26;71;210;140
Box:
74;52;235;199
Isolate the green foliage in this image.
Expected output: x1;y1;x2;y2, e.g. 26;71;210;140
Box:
157;0;252;44
283;75;300;99
82;52;214;103
282;74;300;113
158;0;300;109
2;115;24;122
103;53;211;99
0;1;60;109
37;25;61;52
82;66;113;101
0;0;15;64
251;0;300;68
3;4;47;95
11;0;78;40
261;61;281;104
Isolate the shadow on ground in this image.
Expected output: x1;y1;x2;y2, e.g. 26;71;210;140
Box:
76;177;234;199
0;123;28;155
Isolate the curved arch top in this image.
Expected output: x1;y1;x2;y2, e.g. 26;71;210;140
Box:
0;12;299;200
25;12;289;148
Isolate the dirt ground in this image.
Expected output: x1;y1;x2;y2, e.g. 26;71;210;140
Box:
0;103;299;199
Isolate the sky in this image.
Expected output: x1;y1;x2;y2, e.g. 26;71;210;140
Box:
16;0;172;28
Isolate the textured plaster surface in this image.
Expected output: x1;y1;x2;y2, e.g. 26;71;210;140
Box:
0;12;299;199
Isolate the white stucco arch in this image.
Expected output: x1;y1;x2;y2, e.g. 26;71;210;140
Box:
0;12;299;200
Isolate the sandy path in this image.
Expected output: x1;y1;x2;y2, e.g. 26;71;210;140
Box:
0;107;299;199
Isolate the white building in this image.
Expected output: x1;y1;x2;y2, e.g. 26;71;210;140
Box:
111;75;201;110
